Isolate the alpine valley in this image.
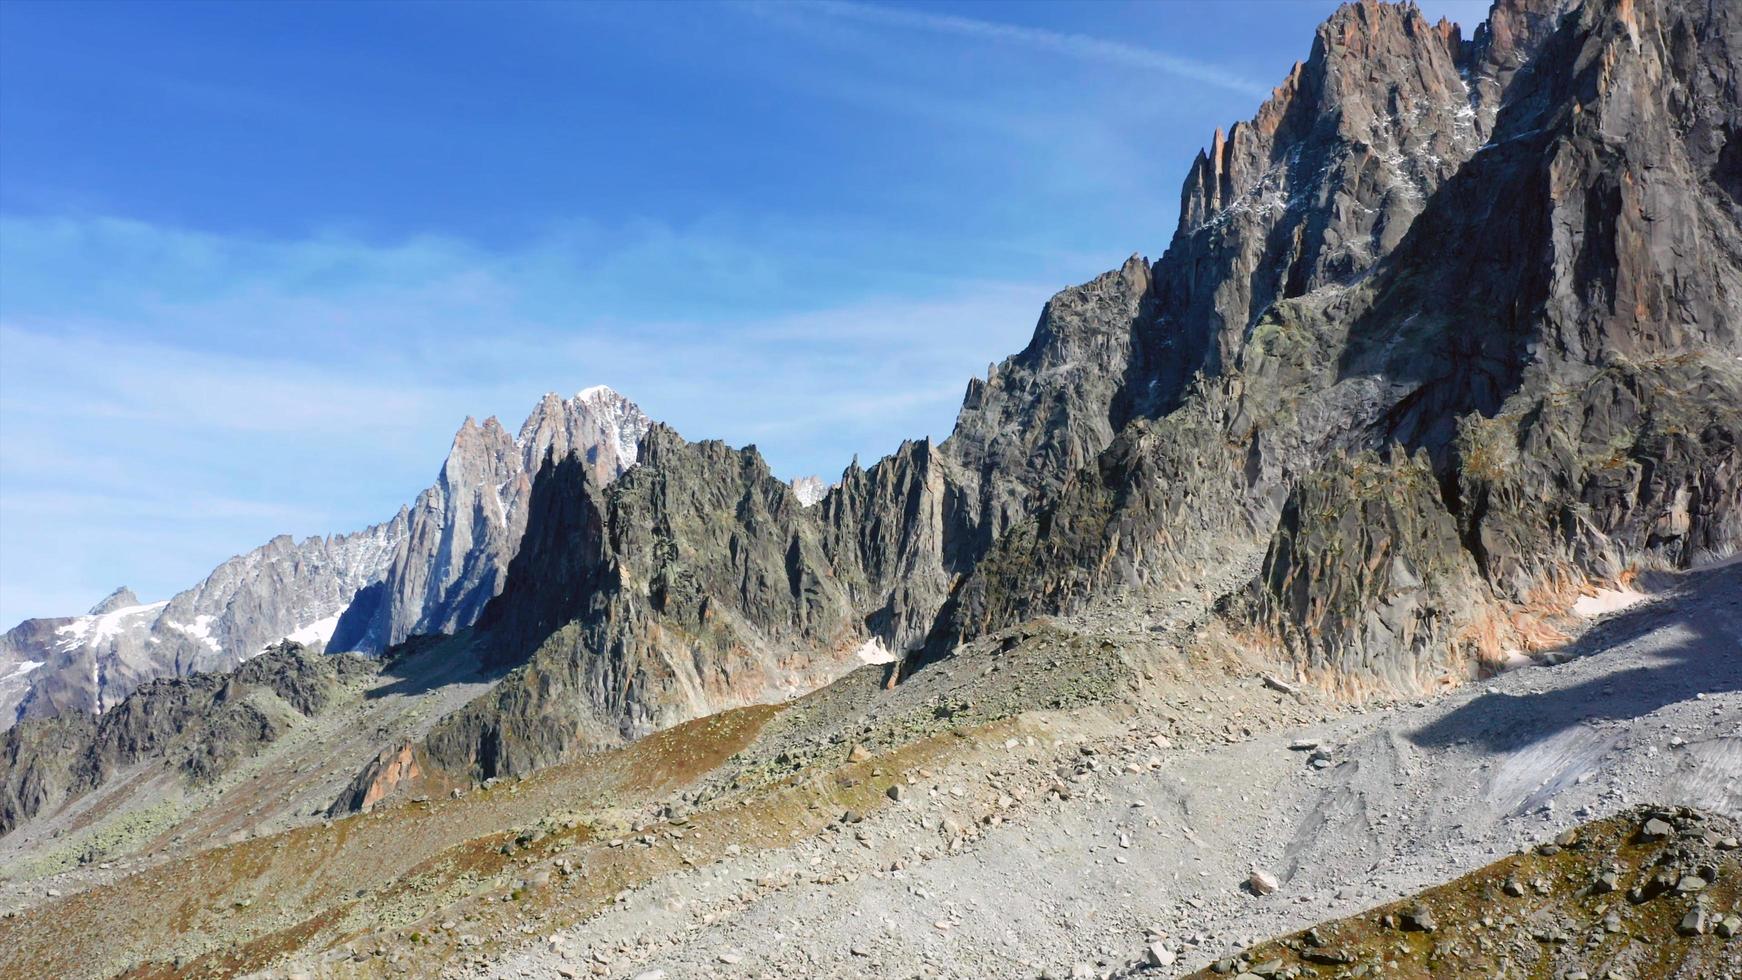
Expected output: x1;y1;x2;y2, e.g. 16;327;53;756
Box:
1;1;1739;978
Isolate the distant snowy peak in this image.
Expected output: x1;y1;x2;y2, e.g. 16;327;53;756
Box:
515;385;652;485
2;384;659;728
87;587;141;616
328;385;656;655
2;511;410;730
53;600;167;653
790;475;830;507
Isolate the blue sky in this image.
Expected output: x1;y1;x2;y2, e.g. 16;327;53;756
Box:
0;0;1491;624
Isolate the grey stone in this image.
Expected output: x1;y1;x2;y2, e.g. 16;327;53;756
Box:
1248;869;1281;896
1399;906;1438;933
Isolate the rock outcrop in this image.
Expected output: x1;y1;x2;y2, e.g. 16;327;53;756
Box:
0;642;374;835
925;0;1742;695
1249;449;1496;695
327;741;455;816
422;429;865;778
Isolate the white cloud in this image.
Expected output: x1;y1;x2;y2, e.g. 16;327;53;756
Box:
0;215;1073;624
802;0;1270;98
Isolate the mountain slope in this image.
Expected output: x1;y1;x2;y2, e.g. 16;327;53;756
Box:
0;641;375;836
3;2;1740;976
1184;807;1742;980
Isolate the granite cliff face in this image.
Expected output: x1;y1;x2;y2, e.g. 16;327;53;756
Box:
929;0;1740;693
0;387;652;730
328;385;651;653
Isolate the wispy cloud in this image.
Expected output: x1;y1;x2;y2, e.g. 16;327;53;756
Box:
802;0;1270;98
0;214;1066;623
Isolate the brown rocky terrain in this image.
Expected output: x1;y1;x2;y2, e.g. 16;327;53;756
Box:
1181;807;1742;980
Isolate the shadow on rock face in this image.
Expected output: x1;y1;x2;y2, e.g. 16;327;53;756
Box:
1406;562;1742;756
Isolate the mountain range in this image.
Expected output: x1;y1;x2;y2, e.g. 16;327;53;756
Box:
0;385;652;729
395;0;1739;783
1;0;1737;976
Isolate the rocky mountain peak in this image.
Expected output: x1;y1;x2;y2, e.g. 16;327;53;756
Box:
328;387;656;655
789;475;829;507
928;0;1741;696
86;587;140;616
515;386;651;486
429;424;866;776
1463;0;1574;117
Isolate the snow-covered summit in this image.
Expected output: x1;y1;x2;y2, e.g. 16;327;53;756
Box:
790;475;831;507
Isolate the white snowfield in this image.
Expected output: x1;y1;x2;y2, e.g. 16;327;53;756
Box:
162;614;221;652
854;636;899;665
53;601;169;652
1;660;43;681
279;614;342;650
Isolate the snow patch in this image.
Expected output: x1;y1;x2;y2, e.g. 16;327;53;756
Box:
790;476;830;508
54;600;168;651
279;614;342;649
1571;587;1645;619
164;614;222;652
854;638;898;665
1495;649;1535;673
2;660;44;682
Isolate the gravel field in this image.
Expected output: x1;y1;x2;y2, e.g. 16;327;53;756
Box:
474;562;1742;980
